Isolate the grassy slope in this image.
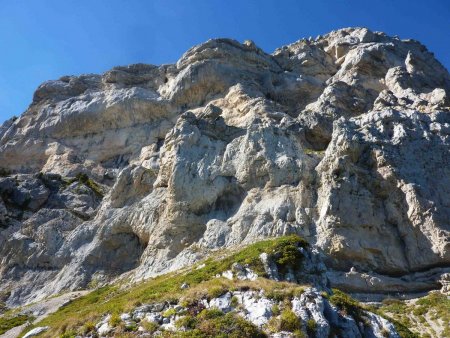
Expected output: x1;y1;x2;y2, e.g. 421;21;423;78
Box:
20;235;308;337
0;315;32;335
13;234;444;338
377;293;450;337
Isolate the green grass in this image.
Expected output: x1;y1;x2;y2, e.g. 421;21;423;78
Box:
328;290;420;338
378;292;449;338
14;233;443;338
279;309;301;332
109;313;121;327
265;309;305;337
163;308;177;318
0;314;32;335
20;235;307;337
364;299;418;338
205;234;307;276
175;315;198;330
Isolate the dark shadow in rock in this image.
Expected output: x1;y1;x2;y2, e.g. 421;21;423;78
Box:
209;178;246;221
85;231;145;276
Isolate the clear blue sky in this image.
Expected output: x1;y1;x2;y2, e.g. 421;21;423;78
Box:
0;0;449;124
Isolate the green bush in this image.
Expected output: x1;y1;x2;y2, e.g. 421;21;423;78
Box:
197;308;224;320
279;309;301;332
197;312;266;338
163;308;177;318
80;321;95;334
271;304;280;316
329;289;365;324
273;237;305;271
109;313;121;327
141;320;159;333
124;322;137;332
215;234;307;276
230;296;239;308
207;284;227;299
175;315;198;330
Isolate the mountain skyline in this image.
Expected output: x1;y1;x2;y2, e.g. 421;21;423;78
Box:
0;0;449;124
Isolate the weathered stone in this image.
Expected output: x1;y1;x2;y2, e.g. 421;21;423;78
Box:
23;326;49;338
209;292;232;312
0;27;449;307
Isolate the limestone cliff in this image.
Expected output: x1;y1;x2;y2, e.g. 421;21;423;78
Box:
0;27;449;307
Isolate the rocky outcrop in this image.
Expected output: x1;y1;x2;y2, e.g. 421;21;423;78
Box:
0;27;449;306
87;287;399;338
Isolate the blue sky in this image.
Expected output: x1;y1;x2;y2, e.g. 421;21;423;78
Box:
0;0;449;124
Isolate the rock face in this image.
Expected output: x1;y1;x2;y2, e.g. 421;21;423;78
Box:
0;27;449;306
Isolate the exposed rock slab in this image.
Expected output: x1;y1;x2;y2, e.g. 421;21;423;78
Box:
0;27;449;306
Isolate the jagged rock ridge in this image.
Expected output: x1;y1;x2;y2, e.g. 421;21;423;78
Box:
0;27;449;306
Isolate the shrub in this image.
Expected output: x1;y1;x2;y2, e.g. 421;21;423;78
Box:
80;321;95;334
329;289;365;324
163;308;177;318
141;319;159;333
0;302;8;314
382;298;403;306
186;300;206;317
320;291;329;299
271;304;280;316
197;308;224;320
214;234;307;277
197;312;266;338
279;309;301;332
389;319;420;338
88;278;100;289
265;316;280;333
207;285;227;299
266;289;285;302
412;307;427;316
273;238;304;269
230;296;239;308
175;315;198;330
109;313;121;327
265;309;301;334
124;322;137;332
293;329;306;338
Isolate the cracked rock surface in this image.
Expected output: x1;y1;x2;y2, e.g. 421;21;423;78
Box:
0;27;449;306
